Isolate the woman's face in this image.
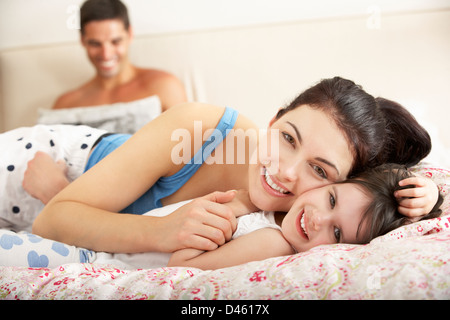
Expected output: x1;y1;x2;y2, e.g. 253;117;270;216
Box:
281;182;371;252
248;105;354;212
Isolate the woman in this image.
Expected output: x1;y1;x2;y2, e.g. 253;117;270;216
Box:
12;77;436;253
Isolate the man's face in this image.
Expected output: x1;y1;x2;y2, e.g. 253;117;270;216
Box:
81;19;132;78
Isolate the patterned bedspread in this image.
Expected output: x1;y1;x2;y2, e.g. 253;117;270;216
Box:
1;164;449;300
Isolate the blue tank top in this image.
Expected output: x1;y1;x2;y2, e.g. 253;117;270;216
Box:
84;107;239;214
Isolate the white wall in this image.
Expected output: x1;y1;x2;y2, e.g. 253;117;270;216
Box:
1;0;449;165
1;0;449;50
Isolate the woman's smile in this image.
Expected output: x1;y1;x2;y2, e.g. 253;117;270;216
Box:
261;167;291;196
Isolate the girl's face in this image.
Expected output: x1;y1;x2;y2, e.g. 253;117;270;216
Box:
281;182;371;252
248;105;354;212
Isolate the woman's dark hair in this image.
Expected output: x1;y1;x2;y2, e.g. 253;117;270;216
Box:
343;164;443;244
375;97;431;168
276;77;432;177
80;0;130;34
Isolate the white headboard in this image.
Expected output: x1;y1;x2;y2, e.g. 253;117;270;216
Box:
1;9;449;165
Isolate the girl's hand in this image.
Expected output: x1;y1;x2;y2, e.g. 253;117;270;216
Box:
224;189;259;218
23;151;69;204
157;191;239;252
395;174;440;219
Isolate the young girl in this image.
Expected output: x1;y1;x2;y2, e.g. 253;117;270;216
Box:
1;77;437;255
165;164;443;270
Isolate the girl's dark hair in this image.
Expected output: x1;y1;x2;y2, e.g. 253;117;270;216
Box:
276;77;432;177
80;0;130;34
342;164;443;244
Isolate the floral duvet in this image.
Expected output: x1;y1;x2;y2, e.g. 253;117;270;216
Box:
1;164;449;300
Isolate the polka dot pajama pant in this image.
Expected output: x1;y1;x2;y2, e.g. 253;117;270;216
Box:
0;124;106;232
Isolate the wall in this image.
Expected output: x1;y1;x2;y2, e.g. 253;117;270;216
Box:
0;0;449;165
1;0;449;50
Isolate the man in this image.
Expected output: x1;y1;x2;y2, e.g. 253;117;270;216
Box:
53;0;186;111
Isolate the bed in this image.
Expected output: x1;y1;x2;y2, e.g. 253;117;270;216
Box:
0;163;449;300
1;10;450;300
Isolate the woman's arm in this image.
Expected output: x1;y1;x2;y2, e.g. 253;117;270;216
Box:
34;191;239;253
167;228;295;270
32;104;238;253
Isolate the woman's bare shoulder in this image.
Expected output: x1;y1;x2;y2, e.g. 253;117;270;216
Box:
159;103;258;131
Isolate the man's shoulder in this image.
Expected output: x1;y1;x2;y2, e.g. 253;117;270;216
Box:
52;90;83;109
52;81;94;109
136;68;181;86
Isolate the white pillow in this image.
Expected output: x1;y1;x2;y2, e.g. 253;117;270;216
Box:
37;95;161;134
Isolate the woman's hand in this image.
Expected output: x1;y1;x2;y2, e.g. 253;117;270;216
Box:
156;191;239;252
23;151;69;204
395;174;440;219
154;190;259;253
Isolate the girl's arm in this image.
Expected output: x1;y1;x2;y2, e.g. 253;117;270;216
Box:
32;104;238;253
167;228;295;270
396;173;440;219
223;189;259;218
23;151;69;204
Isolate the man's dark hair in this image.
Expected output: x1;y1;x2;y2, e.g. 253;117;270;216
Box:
80;0;130;34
